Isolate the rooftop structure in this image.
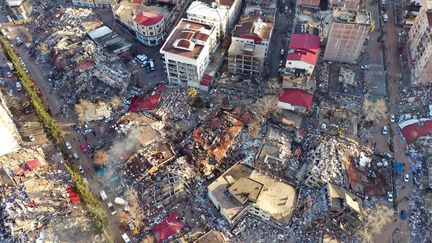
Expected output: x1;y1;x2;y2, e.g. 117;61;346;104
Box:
233;13;275;45
194;230;228;243
160;18;217;87
5;0;31;19
324;8;371;63
208;163;299;228
88;26;132;54
112;1;172;46
186;1;229;39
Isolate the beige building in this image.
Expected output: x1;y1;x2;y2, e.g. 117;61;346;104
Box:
408;1;432;84
208;163;299;228
228;11;275;77
324;8;371;63
307;183;364;233
160;19;217;87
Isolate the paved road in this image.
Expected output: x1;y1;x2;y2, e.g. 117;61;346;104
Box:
1;20;125;242
374;0;411;242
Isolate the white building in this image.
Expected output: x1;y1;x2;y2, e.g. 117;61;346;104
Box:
5;0;32;19
113;2;169;46
186;1;229;39
160;19;217;88
0;92;21;157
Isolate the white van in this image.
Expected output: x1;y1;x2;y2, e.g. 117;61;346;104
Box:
149;60;155;71
16;82;22;91
383;14;388;22
121;233;132;243
114;197;128;206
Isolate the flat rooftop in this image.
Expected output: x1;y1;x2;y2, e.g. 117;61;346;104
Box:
161;19;215;59
233;14;274;41
327;183;363;213
333;8;371;25
187;1;228;21
208;163;298;225
228;41;267;58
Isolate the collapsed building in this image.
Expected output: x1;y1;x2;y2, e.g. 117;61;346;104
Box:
306;183;364;235
208;163;299;229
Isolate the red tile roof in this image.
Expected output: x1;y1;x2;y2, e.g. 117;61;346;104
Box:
286;50;319;65
152;212;184;243
401;120;432;142
135;11;164;26
200;74;213;86
289;33;320;53
128;84;165;111
278;88;313;108
13;159;41;176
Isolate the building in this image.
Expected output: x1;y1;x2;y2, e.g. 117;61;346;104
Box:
88;26;132;54
186;1;229;39
297;0;320;8
0;92;21;157
113;1;171;46
307;183;364;233
228;11;275;77
277;88;313;113
330;0;361;9
217;0;243;31
5;0;32;20
160;19;217;87
194;230;228;243
72;0;113;8
208;163;299;228
323;8;371;63
285;33;320;77
408;1;432;84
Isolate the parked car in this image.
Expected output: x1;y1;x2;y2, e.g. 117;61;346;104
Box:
65;141;72;150
387;191;393;202
100;190;107;201
72;152;79;160
390;114;396;123
121;233;132;243
361;65;370;70
383;14;389;22
107;202;116;215
280;48;285;55
400;209;407;220
382;125;389;135
78;165;84;173
404;174;409;182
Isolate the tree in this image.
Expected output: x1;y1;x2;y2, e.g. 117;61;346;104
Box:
356;204;394;242
94;150;109;168
187;87;197;101
253;95;282;119
124;188;144;230
363;98;388;122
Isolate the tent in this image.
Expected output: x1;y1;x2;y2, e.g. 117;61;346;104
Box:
152;211;184;242
394;162;403;174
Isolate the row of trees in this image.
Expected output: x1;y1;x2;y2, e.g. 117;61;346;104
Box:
0;35;110;235
0;35;63;143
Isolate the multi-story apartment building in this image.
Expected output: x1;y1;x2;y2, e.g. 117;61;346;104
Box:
5;0;32;19
160;19;217;87
186;1;229;40
228;10;275;77
307;183;364;234
0;92;21;157
324;8;371;63
72;0;113;8
408;1;432;84
113;1;170;46
208;163;299;228
297;0;320;7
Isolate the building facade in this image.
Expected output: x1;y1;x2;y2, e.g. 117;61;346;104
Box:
408;1;432;84
297;0;320;7
6;0;32;20
323;8;371;63
228;11;275;77
186;1;229;40
72;0;113;8
113;2;169;46
160;19;217;88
